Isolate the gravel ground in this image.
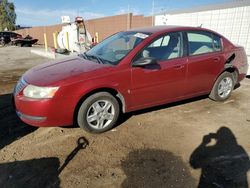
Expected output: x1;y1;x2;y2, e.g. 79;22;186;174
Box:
0;46;249;188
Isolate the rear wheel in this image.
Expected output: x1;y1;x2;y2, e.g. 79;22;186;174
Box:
209;72;235;101
77;92;120;133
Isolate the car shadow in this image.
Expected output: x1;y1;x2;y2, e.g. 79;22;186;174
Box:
70;94;209;129
0;94;37;150
0;136;89;187
190;127;250;187
234;82;241;90
121;149;196;188
116;95;208;127
117;83;242;127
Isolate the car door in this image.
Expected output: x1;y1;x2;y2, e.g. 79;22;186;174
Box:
185;31;225;95
130;32;188;109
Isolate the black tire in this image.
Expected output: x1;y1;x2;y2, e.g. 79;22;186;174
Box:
22;43;31;47
0;40;5;46
209;71;235;101
77;92;120;133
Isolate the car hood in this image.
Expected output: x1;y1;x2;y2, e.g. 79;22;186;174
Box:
23;57;110;86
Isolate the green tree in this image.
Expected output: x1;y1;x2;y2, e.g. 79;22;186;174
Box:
0;0;16;31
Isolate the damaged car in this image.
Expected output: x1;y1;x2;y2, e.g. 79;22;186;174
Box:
14;26;248;133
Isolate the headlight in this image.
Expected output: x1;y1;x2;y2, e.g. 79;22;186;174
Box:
23;85;59;99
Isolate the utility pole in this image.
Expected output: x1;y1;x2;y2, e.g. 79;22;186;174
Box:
127;4;130;31
152;0;155;26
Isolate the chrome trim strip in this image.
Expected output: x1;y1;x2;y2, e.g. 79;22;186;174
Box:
16;111;47;121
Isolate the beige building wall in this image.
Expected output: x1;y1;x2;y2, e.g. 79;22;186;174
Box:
15;14;153;47
15;24;64;47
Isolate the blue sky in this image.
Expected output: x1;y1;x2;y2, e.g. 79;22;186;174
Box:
11;0;228;26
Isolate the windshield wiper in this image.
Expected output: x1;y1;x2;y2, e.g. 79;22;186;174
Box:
78;52;106;65
78;52;88;60
86;54;104;64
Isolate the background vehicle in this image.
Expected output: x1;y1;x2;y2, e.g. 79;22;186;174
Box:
14;26;248;133
12;35;38;47
0;31;22;46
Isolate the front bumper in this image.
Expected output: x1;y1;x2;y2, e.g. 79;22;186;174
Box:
14;95;74;127
16;111;47;122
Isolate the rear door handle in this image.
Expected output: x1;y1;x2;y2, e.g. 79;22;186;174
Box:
174;65;184;70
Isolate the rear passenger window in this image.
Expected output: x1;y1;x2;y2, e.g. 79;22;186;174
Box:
213;34;222;52
188;32;213;55
187;32;222;56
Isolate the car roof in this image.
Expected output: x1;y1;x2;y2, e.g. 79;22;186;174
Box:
129;25;218;35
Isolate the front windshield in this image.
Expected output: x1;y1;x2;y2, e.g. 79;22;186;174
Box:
85;31;151;65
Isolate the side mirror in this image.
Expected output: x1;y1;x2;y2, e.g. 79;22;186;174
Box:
132;57;158;67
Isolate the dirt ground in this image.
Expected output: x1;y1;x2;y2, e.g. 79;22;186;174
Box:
0;46;249;188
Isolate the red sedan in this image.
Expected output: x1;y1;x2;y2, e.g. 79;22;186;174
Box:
14;26;248;133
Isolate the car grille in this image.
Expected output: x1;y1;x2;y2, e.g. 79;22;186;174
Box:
14;78;27;95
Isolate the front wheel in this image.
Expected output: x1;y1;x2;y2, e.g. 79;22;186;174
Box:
0;39;5;46
77;92;120;133
209;72;235;101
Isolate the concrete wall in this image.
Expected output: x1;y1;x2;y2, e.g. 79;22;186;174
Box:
15;14;152;47
155;6;250;59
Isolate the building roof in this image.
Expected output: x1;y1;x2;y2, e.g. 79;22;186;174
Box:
156;0;250;15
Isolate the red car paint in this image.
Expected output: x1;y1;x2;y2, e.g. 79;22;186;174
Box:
14;26;248;127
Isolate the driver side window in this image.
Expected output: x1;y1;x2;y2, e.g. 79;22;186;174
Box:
134;32;183;62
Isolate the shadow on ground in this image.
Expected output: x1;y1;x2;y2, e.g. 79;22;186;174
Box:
0;94;37;149
0;136;88;188
190;127;250;188
117;83;241;127
121;149;196;188
116;95;208;126
0;157;61;188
